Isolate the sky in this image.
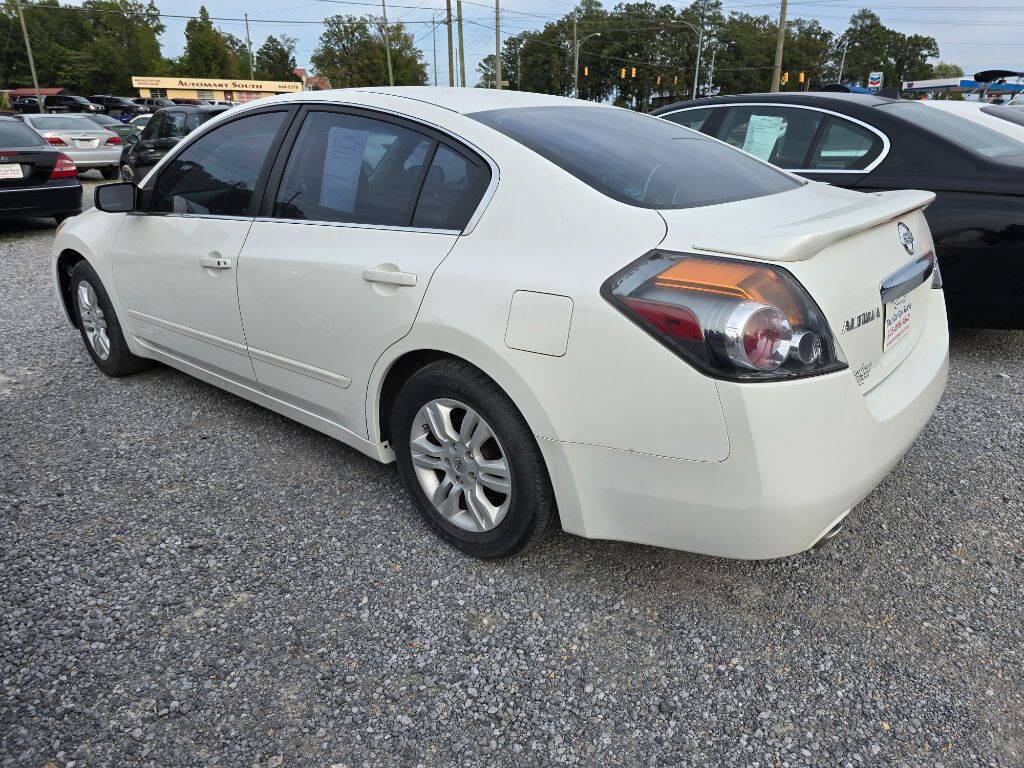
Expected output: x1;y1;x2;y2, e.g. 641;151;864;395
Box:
152;0;1024;87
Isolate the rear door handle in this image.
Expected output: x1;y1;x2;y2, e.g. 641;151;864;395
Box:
362;268;416;287
199;256;232;270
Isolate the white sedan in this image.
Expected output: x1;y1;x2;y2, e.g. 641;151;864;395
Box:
921;99;1024;142
52;88;949;559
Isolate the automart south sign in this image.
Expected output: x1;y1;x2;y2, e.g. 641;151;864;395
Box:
131;76;303;93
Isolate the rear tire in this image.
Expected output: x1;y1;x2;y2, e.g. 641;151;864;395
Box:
391;359;557;559
70;261;153;377
101;166;120;180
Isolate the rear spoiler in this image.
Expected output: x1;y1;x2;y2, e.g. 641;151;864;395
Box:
692;189;936;263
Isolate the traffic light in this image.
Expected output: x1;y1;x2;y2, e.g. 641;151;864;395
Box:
620;67;626;79
656;75;661;86
631;67;636;78
583;66;589;77
673;75;678;85
798;71;805;84
781;71;789;85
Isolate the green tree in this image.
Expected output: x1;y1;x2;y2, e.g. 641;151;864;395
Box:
932;61;963;79
178;6;232;76
255;35;299;80
311;14;427;87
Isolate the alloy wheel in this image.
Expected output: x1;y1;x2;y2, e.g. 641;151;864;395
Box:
409;398;512;533
77;281;111;360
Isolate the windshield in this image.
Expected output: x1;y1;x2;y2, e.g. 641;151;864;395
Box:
470;106;801;209
0;121;45;147
27;115;99;131
878;101;1024;159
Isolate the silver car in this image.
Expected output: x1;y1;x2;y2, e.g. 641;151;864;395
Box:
20;114;123;179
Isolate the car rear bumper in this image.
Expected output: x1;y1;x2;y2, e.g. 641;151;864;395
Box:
0;182;82;219
64;147;122;167
541;293;949;559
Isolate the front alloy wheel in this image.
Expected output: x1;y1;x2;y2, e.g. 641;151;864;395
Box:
77;280;111;360
410;398;512;533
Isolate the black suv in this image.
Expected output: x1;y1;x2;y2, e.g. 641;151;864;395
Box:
120;104;231;181
89;95;143;118
43;94;102;114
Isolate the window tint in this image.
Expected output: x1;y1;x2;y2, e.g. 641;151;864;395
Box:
412;144;489;229
141;113;161;139
662;107;715;133
471;106;800;209
0;121;44;147
273;111;432;226
152;111;286;216
157;112;187;139
808;118;882;170
717;106;823;167
879;101;1024;159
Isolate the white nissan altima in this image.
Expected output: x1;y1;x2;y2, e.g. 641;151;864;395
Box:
52;88;949;559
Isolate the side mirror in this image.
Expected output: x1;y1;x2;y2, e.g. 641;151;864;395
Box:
95;182;136;213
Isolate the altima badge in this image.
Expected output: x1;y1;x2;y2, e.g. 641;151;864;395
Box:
842;307;881;333
897;222;915;255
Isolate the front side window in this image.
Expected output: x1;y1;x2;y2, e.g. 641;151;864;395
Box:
661;107;715;133
808;118;883;170
273;111;432;226
151;111;287;216
717;106;823;167
471;105;800;209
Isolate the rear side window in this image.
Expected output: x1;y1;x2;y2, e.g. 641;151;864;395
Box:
662;107;715;133
157;112;187;139
808;118;882;170
0;121;45;147
717;105;823;167
412;144;489;229
471;105;800;209
152;111;287;216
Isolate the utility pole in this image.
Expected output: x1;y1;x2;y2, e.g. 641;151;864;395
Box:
494;0;501;89
691;21;703;99
244;13;255;81
572;15;577;97
457;0;466;86
445;0;454;86
432;12;438;86
708;46;717;95
837;39;849;84
381;0;394;86
770;0;787;92
15;0;40;106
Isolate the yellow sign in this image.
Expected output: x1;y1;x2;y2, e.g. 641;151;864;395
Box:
131;76;302;93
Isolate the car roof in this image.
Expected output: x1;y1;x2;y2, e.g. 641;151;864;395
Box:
256;86;603;116
161;104;231;113
652;91;899;114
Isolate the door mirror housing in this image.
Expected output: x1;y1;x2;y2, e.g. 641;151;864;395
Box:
95;182;136;213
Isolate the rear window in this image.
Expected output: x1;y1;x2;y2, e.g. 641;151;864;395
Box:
27;115;97;131
879;101;1024;159
470;105;801;209
980;105;1024;128
0;121;44;147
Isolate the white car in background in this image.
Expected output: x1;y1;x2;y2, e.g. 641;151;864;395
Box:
50;88;949;560
19;113;123;178
922;100;1024;142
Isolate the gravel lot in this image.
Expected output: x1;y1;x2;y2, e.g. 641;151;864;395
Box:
2;177;1022;767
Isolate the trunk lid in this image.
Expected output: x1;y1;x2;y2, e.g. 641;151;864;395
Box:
657;183;938;393
0;149;58;188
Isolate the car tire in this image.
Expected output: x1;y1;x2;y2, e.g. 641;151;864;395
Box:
391;359;558;559
70;261;153;377
120;164;134;182
101;166;120;180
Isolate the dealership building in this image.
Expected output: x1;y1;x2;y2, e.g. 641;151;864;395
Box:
131;76;303;103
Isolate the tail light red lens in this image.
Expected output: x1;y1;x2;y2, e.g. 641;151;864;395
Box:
49;153;78;180
45;136;67;146
105;135;122;145
603;251;846;382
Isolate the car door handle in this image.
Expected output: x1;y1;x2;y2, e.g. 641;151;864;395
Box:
362;268;416;287
199;256;232;270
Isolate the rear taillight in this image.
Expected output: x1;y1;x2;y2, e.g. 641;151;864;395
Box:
45;136;67;146
105;135;122;145
604;251;847;382
49;153;78;180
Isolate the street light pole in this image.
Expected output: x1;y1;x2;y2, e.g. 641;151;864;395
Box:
838;39;850;84
691;22;703;99
573;30;601;99
244;13;255;81
15;0;40;106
